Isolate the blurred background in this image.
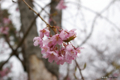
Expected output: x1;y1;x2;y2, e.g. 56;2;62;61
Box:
0;0;120;80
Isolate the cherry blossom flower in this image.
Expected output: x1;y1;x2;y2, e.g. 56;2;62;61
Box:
49;18;52;23
39;28;50;38
75;47;81;54
56;56;65;65
0;68;10;78
66;44;76;57
3;18;10;24
68;29;76;38
65;54;73;64
48;39;55;47
0;27;9;35
46;51;58;63
59;29;76;42
56;0;67;10
59;29;69;40
33;37;43;47
16;7;19;11
51;34;63;45
41;45;50;54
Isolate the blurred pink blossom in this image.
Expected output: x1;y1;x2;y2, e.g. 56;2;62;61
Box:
33;37;43;47
49;18;52;23
56;0;67;10
3;18;10;24
0;67;10;78
51;34;63;45
0;27;9;35
39;28;50;38
16;7;19;11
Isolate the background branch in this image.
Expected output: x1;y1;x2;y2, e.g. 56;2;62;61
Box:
75;60;84;80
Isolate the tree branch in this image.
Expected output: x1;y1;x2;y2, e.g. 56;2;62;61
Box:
75;60;84;80
22;0;52;27
4;35;14;51
80;0;118;47
33;1;57;26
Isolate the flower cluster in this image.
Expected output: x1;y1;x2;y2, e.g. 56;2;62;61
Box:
33;27;81;65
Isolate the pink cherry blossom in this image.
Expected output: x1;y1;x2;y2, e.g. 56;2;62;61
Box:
48;40;55;48
42;39;49;46
49;18;52;23
39;28;50;38
66;44;77;58
33;37;43;47
43;38;55;48
3;18;10;24
65;54;73;64
59;47;66;56
59;29;69;40
16;7;19;11
51;34;63;45
68;29;76;38
0;68;10;78
59;29;76;42
46;51;58;63
56;56;65;65
0;27;9;35
56;0;67;10
41;45;50;54
75;47;81;54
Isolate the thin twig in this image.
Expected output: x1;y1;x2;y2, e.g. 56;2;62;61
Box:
22;0;52;28
79;16;97;46
4;35;14;51
34;1;57;25
0;52;14;69
79;0;118;47
12;0;17;3
81;5;120;32
75;60;84;80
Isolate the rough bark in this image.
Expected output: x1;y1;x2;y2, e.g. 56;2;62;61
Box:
18;0;62;80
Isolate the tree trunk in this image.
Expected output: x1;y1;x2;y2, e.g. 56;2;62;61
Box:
18;0;62;80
